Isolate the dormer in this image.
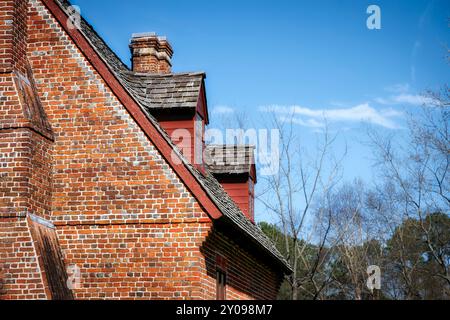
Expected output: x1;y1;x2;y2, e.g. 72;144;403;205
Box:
205;145;257;222
151;77;208;169
129;33;208;168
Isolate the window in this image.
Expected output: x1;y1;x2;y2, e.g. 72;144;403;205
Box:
216;269;227;300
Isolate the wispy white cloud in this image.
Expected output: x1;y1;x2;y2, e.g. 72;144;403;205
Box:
375;83;434;106
374;94;432;106
385;83;410;93
279;116;325;128
329;101;348;107
212;105;235;114
261;103;402;129
392;93;433;105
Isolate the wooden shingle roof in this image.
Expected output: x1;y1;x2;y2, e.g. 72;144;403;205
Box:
205;145;255;175
128;72;204;110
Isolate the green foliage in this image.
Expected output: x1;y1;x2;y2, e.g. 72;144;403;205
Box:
385;212;450;299
260;212;450;300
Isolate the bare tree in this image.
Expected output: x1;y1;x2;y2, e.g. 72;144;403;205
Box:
368;87;450;297
365;182;424;299
324;181;368;299
258;113;346;299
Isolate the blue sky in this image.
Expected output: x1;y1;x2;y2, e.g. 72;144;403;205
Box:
70;0;449;220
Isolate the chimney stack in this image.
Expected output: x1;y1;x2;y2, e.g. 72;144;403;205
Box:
129;32;173;74
0;0;28;75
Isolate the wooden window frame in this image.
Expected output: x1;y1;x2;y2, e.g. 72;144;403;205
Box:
216;268;227;300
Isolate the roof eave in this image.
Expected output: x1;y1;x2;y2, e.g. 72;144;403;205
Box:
215;216;293;274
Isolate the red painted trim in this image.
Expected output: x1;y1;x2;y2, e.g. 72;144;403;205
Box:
41;0;222;219
197;82;209;125
250;163;257;183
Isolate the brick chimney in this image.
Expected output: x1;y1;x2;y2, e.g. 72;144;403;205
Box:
0;0;28;75
0;0;53;221
129;32;173;74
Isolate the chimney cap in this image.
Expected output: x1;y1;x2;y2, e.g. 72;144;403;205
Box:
131;32;168;43
131;32;156;39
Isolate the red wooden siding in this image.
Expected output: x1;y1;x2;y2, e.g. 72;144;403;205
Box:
159;118;195;162
221;180;255;223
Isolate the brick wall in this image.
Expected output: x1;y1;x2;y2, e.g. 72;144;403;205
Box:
0;74;26;130
28;0;215;299
0;217;48;299
55;222;211;299
0;129;30;217
0;0;28;74
1;0;286;300
0;128;52;221
0;126;53;300
200;228;283;300
0;0;53;300
11;0;28;75
0;0;15;73
0;0;52;220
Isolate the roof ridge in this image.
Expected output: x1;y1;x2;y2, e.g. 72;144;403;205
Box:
129;71;206;78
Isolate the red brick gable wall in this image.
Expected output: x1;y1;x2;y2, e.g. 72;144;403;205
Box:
0;0;284;300
56;223;212;299
28;0;213;299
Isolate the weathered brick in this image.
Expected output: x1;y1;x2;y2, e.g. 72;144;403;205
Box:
0;0;284;300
